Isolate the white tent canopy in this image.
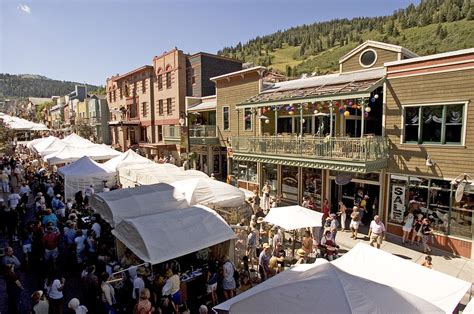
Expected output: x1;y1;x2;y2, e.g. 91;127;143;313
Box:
263;205;323;230
58;156;117;200
170;178;245;208
103;149;153;171
215;259;443;314
44;143;120;165
332;243;471;313
62;133;95;147
1;114;49;131
90;183;189;227
34;137;67;156
464;298;473;314
112;204;235;265
27;136;55;150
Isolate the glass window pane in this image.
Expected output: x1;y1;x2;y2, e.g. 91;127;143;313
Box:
404;107;419;142
262;164;278;195
244;108;252;130
277;117;292;134
450;185;473;239
421;106;443;143
303;168;322;210
281;165;299;204
445;104;463;143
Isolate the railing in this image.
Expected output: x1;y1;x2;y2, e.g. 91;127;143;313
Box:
89;117;102;124
163;125;219;139
189;125;217;138
231;136;388;161
163;125;180;138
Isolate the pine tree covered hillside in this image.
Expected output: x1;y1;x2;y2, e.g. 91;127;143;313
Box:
219;0;474;76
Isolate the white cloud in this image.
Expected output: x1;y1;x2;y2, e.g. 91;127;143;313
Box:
18;4;31;14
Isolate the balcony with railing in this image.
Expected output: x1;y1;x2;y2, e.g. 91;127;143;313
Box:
231;135;388;173
163;125;219;145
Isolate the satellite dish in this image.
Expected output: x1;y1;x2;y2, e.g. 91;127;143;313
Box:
455;182;466;203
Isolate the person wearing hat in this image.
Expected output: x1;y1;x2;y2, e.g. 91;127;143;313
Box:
32;290;49;314
350;206;361;239
295;248;307;264
258;243;271;282
68;297;88;314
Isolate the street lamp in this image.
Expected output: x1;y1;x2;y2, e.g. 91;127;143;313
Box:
179;111;191;167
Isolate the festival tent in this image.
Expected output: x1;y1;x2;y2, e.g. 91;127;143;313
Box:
332;243;471;313
112;204;235;265
1;114;49;131
27;136;56;150
44;143;120;165
90;183;189;227
214;259;443;314
34;137;67;156
170;178;245;208
103;149;153;171
58;156;117;200
464;298;473;314
263;205;323;230
62;133;95;147
135;168;208;185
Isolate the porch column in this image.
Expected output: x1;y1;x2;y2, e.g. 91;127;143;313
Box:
361;100;365;138
300;105;303;137
274;109;278;136
208;146;213;175
329;102;334;137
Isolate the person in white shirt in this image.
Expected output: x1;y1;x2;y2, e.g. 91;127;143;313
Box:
133;270;146;300
8;193;21;209
368;215;386;249
47;275;65;313
74;231;87;264
91;218;101;239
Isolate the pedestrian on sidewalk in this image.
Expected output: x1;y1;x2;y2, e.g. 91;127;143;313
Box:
338;201;347;231
368;215;385;249
349;206;360;239
402;212;414;244
421;218;433;254
411;214;423;246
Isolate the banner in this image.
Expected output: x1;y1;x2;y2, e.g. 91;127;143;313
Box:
390;185;405;223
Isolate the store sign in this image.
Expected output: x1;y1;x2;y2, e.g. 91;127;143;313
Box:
335;172;353;185
390;185;405;223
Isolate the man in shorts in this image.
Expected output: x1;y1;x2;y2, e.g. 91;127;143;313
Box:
369;215;386;249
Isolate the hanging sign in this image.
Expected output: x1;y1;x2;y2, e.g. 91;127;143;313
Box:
335;172;353;185
390;185;405;223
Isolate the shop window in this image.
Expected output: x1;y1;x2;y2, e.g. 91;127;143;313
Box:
262;164;278;195
281;165;299;204
388;175;473;240
303;168;322;209
233;161;257;183
244;108;252;131
403;103;464;144
223;107;230;130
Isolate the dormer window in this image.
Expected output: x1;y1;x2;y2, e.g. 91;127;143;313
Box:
359;49;377;68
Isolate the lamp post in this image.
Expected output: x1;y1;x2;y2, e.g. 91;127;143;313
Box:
179;111;191;167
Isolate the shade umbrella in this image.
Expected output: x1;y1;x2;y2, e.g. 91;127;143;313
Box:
264;205;323;230
226;260;443;314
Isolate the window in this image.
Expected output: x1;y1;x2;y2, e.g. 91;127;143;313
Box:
119;88;123;99
142;102;147;117
140;127;147;142
166;98;172;115
158;75;163;90
108;92;112;102
128;103;137;118
166;72;172;88
133;82;137;94
403;103;465;144
359;49;377;67
142;79;146;93
158;99;164;115
223;106;230;130
244;108;252;131
191;76;196;85
231;161;257;183
113;91;116;102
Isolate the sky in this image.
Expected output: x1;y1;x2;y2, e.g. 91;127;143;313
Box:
1;0;419;85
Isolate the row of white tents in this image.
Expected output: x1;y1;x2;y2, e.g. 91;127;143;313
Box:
0;113;49;131
28;134;121;165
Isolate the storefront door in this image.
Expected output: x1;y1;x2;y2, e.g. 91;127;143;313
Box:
280;165;299;205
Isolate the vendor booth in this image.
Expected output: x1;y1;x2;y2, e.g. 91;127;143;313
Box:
44;143;120;165
58;156;117;200
103;149;153;171
263;205;323;230
90;183;189;227
62;132;95;146
34;137;66;156
214;259;443;313
112;204;235;265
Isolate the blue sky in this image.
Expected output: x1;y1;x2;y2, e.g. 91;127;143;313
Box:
1;0;418;85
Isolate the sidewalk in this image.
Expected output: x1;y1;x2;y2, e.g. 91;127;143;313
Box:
334;227;473;307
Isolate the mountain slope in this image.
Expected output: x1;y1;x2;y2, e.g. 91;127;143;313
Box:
0;73;101;98
219;0;474;76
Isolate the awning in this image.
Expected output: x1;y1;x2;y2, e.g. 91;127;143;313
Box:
238;68;385;108
112;204;235;265
188;100;217;112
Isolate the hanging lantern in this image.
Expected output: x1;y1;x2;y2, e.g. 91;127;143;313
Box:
339;108;345;114
344;111;350;117
289;110;294;115
374;94;379;99
371;98;376;103
365;106;372;113
265;119;270;124
364;112;369;118
313;109;319;115
301;118;306;124
348;101;353;106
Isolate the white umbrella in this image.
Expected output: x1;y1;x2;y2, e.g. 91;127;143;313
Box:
264;205;323;230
